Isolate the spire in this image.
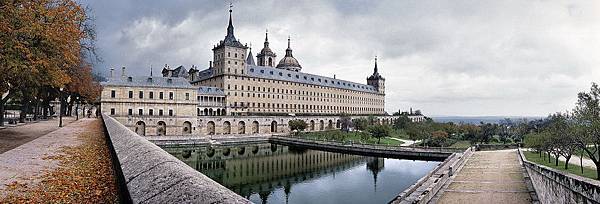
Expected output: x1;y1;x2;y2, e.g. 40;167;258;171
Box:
247;46;256;66
374;56;378;74
150;65;153;76
265;29;269;44
224;3;237;43
285;36;293;57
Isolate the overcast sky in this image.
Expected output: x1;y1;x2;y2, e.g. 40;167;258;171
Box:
82;0;600;117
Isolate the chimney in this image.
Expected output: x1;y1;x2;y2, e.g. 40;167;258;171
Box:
110;67;114;78
121;66;126;77
209;61;213;68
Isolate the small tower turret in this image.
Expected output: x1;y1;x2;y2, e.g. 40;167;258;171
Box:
256;30;277;67
367;56;385;94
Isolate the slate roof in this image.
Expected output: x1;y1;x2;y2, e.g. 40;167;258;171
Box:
101;76;195;89
246;49;256;66
197;86;225;96
246;65;378;93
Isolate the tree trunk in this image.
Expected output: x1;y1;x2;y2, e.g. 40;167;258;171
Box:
581;152;584;174
565;155;571;169
378;137;381;144
0;102;4;127
555;153;559;166
19;100;28;123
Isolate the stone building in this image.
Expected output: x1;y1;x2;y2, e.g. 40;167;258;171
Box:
188;9;385;116
99;8;405;136
100;69;198;136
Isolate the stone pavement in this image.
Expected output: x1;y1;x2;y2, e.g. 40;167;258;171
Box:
0;118;93;196
436;149;534;204
0;117;75;154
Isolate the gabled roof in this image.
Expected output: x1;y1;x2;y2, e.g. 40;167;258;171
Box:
246;65;378;93
101;76;195;89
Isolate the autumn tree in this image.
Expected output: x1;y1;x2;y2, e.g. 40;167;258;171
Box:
0;0;96;125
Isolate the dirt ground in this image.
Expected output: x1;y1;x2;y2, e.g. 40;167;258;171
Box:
0;117;75;154
0;118;118;203
437;149;533;204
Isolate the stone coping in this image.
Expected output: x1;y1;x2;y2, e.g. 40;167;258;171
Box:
518;148;600;203
101;113;250;203
390;147;474;204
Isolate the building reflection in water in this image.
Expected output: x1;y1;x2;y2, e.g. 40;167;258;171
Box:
166;143;401;204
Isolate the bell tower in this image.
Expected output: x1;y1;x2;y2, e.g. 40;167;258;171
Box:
256;30;277;67
367;56;385;94
212;5;248;76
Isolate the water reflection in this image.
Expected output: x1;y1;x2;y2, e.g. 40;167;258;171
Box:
165;143;439;204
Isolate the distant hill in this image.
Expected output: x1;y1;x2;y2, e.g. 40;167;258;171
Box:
430;116;543;124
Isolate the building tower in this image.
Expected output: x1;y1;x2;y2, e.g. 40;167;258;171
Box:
256;31;277;67
367;56;385;94
246;46;256;66
276;36;302;72
212;5;248;77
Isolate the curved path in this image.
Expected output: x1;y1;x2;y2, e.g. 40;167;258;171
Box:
435;149;534;204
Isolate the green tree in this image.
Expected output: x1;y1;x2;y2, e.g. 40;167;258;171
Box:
367;124;391;144
288;119;307;135
573;83;600;179
352;118;369;131
340;113;352;132
393;115;411;130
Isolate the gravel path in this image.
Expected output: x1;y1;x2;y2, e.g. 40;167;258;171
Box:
0;118;90;196
0;117;75;154
388;137;420;146
558;154;597;170
437;149;533;204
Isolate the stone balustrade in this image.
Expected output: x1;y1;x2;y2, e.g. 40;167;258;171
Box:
518;149;600;204
101;113;250;203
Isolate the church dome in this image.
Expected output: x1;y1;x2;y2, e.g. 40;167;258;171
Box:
276;37;302;72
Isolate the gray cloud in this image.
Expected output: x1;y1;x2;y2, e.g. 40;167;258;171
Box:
82;0;600;116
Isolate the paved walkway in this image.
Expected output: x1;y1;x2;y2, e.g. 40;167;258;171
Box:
389;137;420;146
559;154;597;170
0;118;91;196
436;149;533;204
0;117;75;154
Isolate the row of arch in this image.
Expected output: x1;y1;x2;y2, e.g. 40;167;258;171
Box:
132;117;397;136
134;121;193;136
205;121;278;135
198;108;227;116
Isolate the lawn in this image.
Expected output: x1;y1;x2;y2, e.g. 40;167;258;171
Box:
297;130;404;146
449;140;472;148
523;151;598;180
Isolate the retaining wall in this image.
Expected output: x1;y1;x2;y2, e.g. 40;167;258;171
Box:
518;149;600;204
102;113;250;203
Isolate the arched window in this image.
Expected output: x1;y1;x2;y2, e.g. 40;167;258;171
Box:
268;57;273;66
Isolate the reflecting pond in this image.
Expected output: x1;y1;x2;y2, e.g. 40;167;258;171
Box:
165;143;440;204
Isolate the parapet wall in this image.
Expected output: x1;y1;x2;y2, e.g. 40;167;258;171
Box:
101;113;249;203
518;149;600;204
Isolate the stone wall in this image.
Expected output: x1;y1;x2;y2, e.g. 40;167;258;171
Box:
101;113;250;203
518;149;600;204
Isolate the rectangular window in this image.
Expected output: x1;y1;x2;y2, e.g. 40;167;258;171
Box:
159;109;163;116
185;93;190;100
168;110;173;116
139;91;143;99
128;109;132;116
110;90;116;98
110;108;115;115
138;109;143;116
149;109;153;116
169;92;174;100
128;91;133;98
149;92;154;99
159;92;164;99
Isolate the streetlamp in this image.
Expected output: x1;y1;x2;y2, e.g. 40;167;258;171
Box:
59;87;63;127
75;96;79;120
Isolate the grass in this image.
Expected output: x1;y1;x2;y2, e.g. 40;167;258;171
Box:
388;128;410;139
449;140;472;148
523;151;598;180
297;130;404;146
